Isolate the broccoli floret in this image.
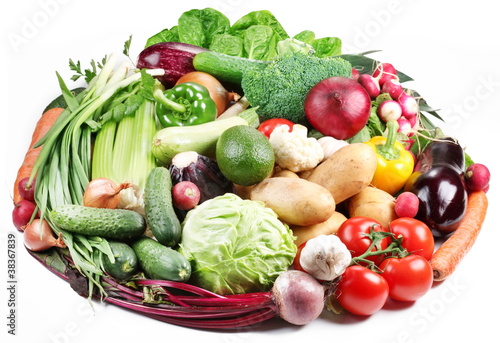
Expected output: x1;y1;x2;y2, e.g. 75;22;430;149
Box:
241;52;352;124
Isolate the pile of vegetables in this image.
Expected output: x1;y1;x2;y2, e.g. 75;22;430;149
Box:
12;7;491;329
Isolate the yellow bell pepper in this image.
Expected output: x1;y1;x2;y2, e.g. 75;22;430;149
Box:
364;120;414;195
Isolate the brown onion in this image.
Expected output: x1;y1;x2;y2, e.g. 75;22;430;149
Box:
83;178;132;209
23;219;66;252
175;71;239;115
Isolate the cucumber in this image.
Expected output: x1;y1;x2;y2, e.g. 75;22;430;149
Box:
50;204;146;240
152;116;248;165
102;241;139;281
193;51;269;86
132;237;191;281
144;167;181;247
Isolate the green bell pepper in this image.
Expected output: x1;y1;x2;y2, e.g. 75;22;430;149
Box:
154;82;217;127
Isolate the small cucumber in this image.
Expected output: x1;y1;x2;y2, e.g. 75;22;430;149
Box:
132;237;191;281
193;51;269;86
102;241;139;281
50;205;146;240
144;167;181;247
152;116;248;165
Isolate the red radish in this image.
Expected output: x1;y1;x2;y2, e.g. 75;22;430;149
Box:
12;200;37;231
378;100;402;122
399;94;419;118
465;163;490;192
172;181;201;210
373;62;397;86
17;177;35;202
351;68;360;80
23;219;66;251
357;73;381;99
395;192;420;218
304;76;372;140
381;79;404;100
397;116;413;135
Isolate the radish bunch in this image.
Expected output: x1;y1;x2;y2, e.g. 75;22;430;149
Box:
356;62;419;135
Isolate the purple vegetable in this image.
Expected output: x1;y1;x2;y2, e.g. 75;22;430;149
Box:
136;42;209;88
169;151;234;204
408;138;467;237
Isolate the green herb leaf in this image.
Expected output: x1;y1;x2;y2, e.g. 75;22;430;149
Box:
123;35;133;57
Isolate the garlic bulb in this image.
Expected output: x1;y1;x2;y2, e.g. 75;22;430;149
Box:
299;234;351;281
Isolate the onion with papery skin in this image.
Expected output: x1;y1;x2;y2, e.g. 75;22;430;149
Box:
23;219;66;252
176;71;239;116
304;76;371;140
83;178;132;209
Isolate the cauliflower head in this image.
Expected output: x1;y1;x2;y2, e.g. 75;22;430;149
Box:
269;124;324;173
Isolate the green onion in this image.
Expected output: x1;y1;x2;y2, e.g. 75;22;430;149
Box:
30;54;164;296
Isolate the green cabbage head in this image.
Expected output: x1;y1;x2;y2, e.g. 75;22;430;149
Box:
179;193;297;295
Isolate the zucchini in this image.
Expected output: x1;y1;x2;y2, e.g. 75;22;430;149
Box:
102;241;139;281
50;204;146;240
152;116;248;165
132;237;191;281
144;167;181;247
193;51;269;86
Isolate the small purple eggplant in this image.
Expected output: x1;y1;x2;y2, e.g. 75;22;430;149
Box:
408;138;467;237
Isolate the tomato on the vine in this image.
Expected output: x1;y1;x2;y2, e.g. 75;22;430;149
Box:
336;265;389;316
257;118;294;138
336;217;390;265
379;254;433;302
389;217;435;260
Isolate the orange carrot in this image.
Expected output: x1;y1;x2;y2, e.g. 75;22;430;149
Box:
13;107;65;204
430;191;488;281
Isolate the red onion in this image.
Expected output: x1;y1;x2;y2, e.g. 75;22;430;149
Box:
304;76;372;140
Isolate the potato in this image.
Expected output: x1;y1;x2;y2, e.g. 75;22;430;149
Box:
290;211;348;247
233;184;254;200
307;143;377;204
347;186;397;227
250;177;335;226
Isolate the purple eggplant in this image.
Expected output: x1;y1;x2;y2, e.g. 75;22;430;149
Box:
408;138;467;237
136;42;209;88
169;151;234;204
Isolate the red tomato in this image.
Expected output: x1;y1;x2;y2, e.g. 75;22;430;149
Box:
336;217;390;265
379;255;433;302
257;118;294;138
389;217;435;260
336;265;389;315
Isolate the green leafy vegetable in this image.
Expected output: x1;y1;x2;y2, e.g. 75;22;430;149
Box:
179;193;297;295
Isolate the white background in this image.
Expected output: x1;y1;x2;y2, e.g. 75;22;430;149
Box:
1;1;499;342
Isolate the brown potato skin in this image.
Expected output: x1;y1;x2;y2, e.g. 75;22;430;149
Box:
290;211;348;247
306;143;377;204
250;177;335;226
346;186;397;227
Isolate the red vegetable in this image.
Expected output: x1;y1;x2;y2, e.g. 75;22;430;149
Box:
357;73;380;99
336;265;389;316
389;217;434;261
304;76;371;140
136;42;209;88
465;163;490;192
258;118;294;138
336;217;390;265
17;176;35;202
12;200;37;231
379;255;433;302
372;62;397;87
172;181;201;210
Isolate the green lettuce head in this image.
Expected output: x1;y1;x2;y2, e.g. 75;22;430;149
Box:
179;193;297;295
